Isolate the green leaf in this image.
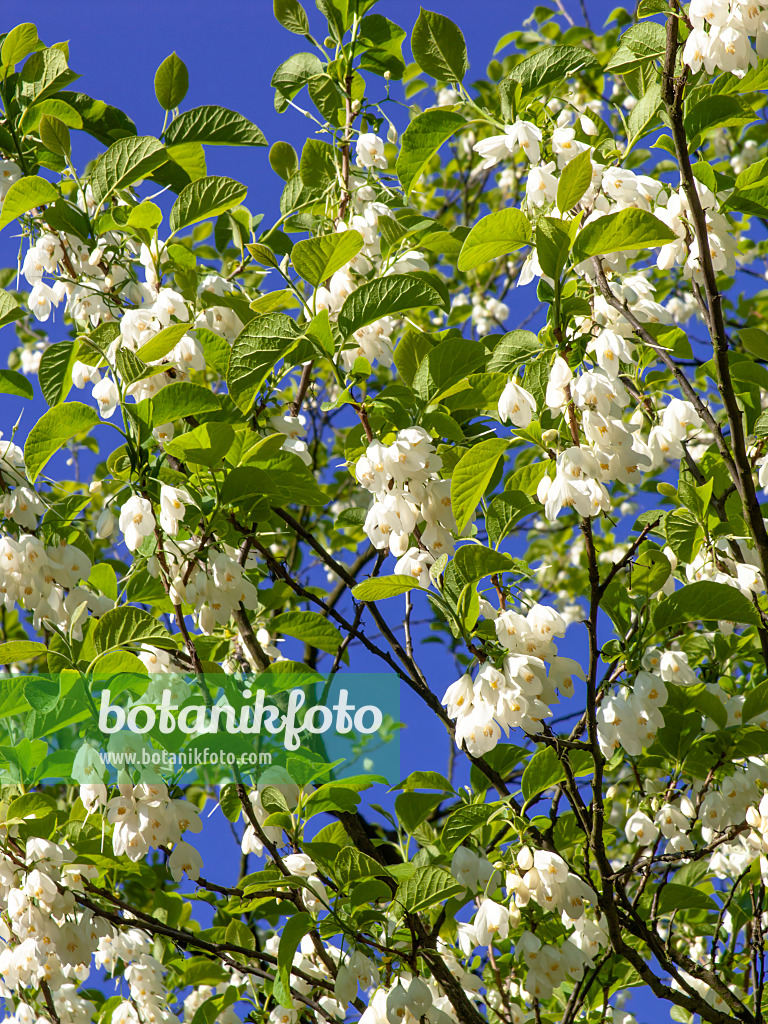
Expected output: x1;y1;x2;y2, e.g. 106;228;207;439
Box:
556;148;593;214
684;95;756;147
337;273;449;338
136;322;190;362
743;681;768;724
24;402;100;482
93;607;175;655
487;331;540;373
536;217;571;281
227;313;302;411
38;339;79;406
507;44;599;96
653;581;762;630
441;804;494;850
1;24;41;68
627;81;663;146
274;0;310;34
411;8;468;83
24;676;60;715
274;912;313;1008
298;137;337;189
169;176;248;233
0;175;58;231
164;105;266;147
270;612;343;655
690;686;728;731
396;108;465;195
451;545;515;587
486;490;538;546
572;208;676;262
394;791;445;833
42;198;90;240
451;438;509;535
271;52;324;109
292;231;364;287
358;14;407;78
38;115;71;158
630;546;671;597
351;576;423;600
58;91;137;146
522;746;592;805
457;208;532;271
269;140;298;180
394;328;433;386
396;864;464;912
303;308;335;357
605;22;666;73
138;382;221;426
656;884;718;915
18;47;77;106
0;641;47;663
0;369;33;400
19;97;83;135
91;136;167;206
89;563;118;602
219;459;326;507
115;348;148;386
412;339;485;402
164;422;235;467
155;52;189;110
637;0;670;14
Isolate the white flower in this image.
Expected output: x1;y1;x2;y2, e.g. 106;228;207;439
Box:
473;120;542;169
545;355;573;413
683;26;718;73
355;133;387;170
526;161;558;208
0;158;21;200
437;86;459;106
28;280;60;321
506;119;542;163
92;377;119;418
168;840;203;881
625;810;660;846
498;379;537;427
159;484;189;536
72;359;101;389
393;547;433;589
474;898;510;946
689;0;730;30
119;495;156;552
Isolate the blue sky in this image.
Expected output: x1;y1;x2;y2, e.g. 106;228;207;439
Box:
0;2;666;1019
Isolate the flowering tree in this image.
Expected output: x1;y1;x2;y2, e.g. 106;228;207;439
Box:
2;1;768;1022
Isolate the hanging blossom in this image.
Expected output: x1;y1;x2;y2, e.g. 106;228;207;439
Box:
355;427;456;566
442;601;583;756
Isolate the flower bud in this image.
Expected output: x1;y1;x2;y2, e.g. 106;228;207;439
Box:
517;845;534;871
542;429;559;448
96;509;115;539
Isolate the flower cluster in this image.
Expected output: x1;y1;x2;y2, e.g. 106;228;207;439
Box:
355;427;454;569
683;0;768;77
442;602;582;755
313;134;428;371
84;782;203;873
596;671;668;759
